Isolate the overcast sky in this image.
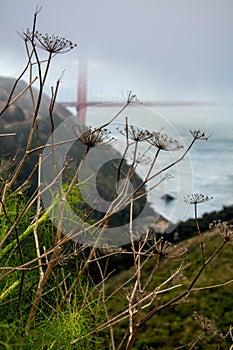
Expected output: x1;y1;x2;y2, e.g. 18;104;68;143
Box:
1;0;233;103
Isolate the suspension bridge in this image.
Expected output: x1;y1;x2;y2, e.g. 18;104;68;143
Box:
58;61;232;124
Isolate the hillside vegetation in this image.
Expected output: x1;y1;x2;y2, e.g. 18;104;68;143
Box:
0;76;70;127
106;225;233;349
0;9;232;350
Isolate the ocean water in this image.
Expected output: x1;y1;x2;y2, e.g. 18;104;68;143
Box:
85;104;233;222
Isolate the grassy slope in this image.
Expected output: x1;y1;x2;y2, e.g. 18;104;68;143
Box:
106;230;233;349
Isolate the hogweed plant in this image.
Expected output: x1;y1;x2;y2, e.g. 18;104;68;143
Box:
0;7;232;350
184;193;213;264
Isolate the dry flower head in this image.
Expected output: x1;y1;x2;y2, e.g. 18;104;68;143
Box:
184;193;213;205
24;30;77;54
209;220;233;243
73;125;115;148
148;132;184;151
193;311;223;337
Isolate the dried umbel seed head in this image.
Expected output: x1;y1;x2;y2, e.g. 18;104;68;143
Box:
126;151;151;166
193;312;223;337
129;126;152;142
24;30;77;54
134;152;151;166
64;156;74;168
148;132;184;151
99;245;126;255
209;221;233;243
118;125;151;142
0;157;16;175
151;237;187;259
125;90;139;104
184;193;213;205
73;125;115;148
190;129;209;140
